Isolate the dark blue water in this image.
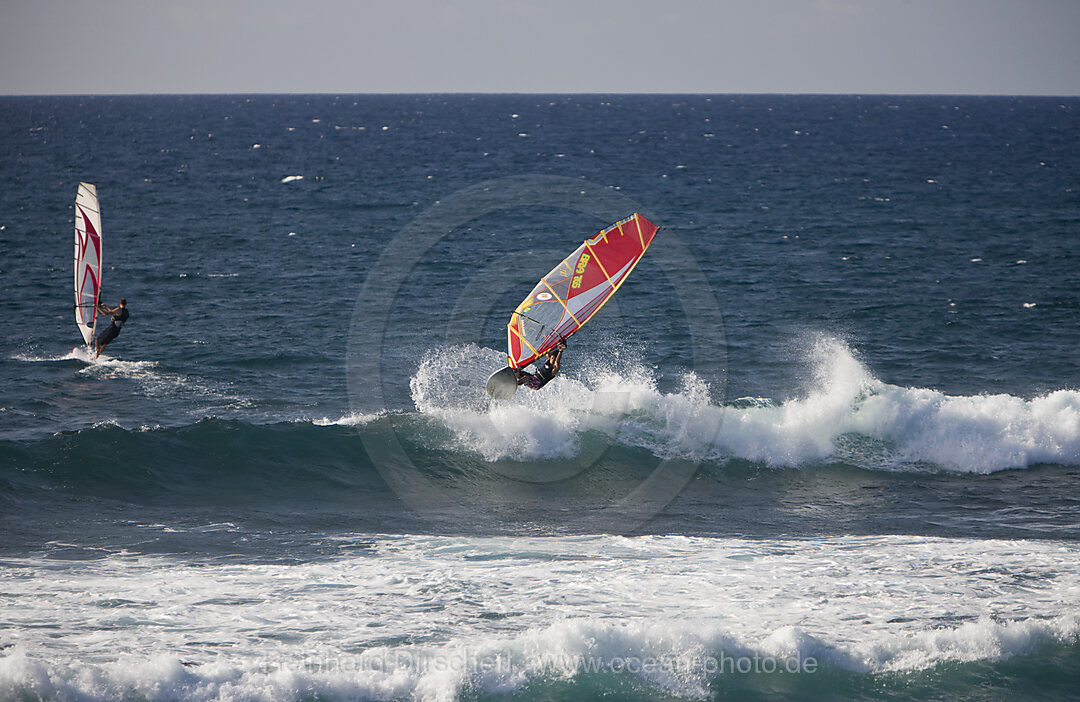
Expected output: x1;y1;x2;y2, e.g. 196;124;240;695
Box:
1;95;1078;701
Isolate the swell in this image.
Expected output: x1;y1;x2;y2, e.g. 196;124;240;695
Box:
0;418;384;509
0;416;692;519
2;414;1078;544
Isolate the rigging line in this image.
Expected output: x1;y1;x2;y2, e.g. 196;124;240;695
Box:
512;311;568;344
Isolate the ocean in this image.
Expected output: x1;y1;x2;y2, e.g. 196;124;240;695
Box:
0;94;1078;700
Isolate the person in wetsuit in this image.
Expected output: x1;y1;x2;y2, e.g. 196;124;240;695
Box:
514;341;566;390
93;297;129;357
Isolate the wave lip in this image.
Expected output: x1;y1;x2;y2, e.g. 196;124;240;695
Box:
710;337;1080;472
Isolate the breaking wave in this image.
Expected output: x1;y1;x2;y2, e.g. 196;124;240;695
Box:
409;337;1080;473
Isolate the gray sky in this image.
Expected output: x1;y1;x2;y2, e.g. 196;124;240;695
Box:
2;0;1078;95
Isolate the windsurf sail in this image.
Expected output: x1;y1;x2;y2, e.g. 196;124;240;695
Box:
74;182;102;347
507;213;659;369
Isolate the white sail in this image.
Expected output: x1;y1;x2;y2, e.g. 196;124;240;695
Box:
74;182;102;346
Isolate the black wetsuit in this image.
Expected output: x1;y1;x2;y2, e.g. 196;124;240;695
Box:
516;347;563;390
96;306;129;346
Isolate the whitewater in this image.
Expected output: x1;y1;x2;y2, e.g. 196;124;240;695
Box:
410;336;1080;473
2;534;1078;701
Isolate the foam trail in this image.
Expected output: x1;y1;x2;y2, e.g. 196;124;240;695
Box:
311;412;384;427
13;347;254;426
12;348;96;363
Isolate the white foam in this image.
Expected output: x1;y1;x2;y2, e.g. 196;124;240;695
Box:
714;337;1080;471
859;614;1080;672
409;344;716;462
78;356;159;373
12;347;92;363
1;535;1078;701
311;412;384;427
13;348;166;370
409;337;1080;473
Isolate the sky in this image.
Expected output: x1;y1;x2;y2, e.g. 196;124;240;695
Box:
1;0;1079;95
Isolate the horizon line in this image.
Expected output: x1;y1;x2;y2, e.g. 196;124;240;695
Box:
2;91;1079;99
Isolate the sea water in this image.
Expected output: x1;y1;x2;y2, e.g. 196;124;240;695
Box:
1;95;1078;700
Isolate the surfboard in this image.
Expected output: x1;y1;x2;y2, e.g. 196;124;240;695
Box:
487;213;660;398
486;366;519;400
74;182;102;349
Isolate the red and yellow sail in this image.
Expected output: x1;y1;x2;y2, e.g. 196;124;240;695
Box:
507;213;659;369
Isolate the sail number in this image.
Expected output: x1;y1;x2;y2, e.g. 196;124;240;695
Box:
571;254;590;289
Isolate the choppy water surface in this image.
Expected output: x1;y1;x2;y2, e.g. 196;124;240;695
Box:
1;94;1078;700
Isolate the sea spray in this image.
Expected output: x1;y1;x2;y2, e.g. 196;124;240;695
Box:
410;344;717;462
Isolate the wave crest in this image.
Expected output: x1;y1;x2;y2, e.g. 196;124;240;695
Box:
409;337;1080;473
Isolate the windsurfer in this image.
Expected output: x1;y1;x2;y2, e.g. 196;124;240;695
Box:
93;298;129;357
515;341;566;390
